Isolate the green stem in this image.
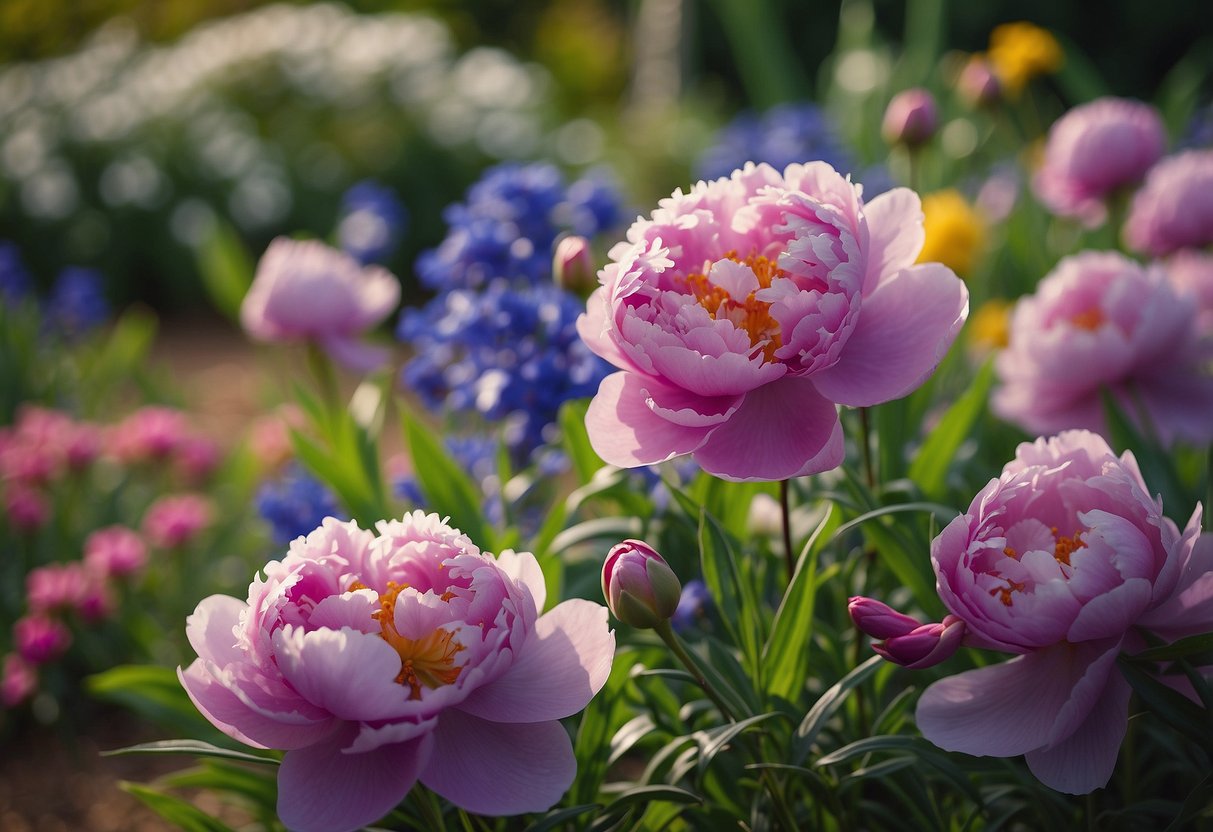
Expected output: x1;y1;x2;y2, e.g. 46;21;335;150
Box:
858;407;876;491
653;620;737;723
306;342;341;412
779;479;795;583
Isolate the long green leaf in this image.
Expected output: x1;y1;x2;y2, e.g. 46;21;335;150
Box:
908;359;993;500
195;219;254;322
103;739;279;765
695;506;764;680
120;783;238;832
87;665;216;736
559;398;604;485
792;655;883;764
402;410;492;547
1128;632;1213;663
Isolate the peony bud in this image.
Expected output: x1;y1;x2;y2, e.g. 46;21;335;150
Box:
848;596;923;640
871;615;965;669
553;235;595;293
957;56;1001;107
602;539;682;629
882;88;938;148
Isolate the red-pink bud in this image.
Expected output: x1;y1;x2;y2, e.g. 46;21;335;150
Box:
882;88;939;147
14;614;71;664
553;235;595;293
957;56;1002;107
871;615;965;669
848;596;923;640
602;539;682;629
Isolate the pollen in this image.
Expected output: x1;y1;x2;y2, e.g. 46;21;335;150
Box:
357;579;465;700
1051;528;1086;566
681;251;786;362
989;576;1026;606
1070;308;1104;331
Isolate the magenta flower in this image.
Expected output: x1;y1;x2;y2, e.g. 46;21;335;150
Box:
27;563;92;613
5;485;48;532
992;251;1213;446
1;653;37;707
142;494;214;548
917;431;1207;794
1165;249;1213;337
578;162;968;482
242;237;401;372
14;614;71;664
84;525;148;579
180;513;615;832
110;406;190;463
1123;149;1213;256
1032;97;1165;227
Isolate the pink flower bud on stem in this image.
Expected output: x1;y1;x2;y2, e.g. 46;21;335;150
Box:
602;539;682;630
849;596;965;669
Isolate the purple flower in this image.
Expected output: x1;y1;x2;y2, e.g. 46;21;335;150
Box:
1123;149;1213;256
992;251;1213;446
256;465;344;545
14;614;71;664
882;88;939;147
0;242;32;305
337;180;408;265
1166;250;1213;336
697;103;855;182
956;56;1001;107
48;267;110;336
242;238;401;371
578;162;968;482
916;430;1207;794
180;513;614;831
1032;97;1165;227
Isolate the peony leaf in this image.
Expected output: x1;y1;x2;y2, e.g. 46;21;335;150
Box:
402;409;493;548
119;782;239;832
792;655;883;765
908;358;994;501
103;739;279;765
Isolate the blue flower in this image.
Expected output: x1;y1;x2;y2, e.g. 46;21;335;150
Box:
697;103;855;182
672;580;713;632
256;465;344;545
0;242;32;305
48;267;109;336
337;180;408;265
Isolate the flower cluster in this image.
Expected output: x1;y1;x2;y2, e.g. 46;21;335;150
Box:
256;464;345;545
697;103;855;181
337;181;408;266
0;244;111;338
181;512;614;832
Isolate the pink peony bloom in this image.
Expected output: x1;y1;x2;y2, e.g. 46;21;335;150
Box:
882;88;939;147
992;251;1213;446
63;421;102;470
1165;250;1213;337
180;513;615;832
5;485;48;532
174;435;222;484
84;525;149;579
578;162;968;482
1;653;37;707
1032;97;1165;227
142;494;214;548
27;563;91;612
110;406;190;463
1123;149;1213;256
916;431;1207;794
14;614;72;664
241;237;401;372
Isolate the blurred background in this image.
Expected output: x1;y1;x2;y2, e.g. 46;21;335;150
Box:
2;0;1209;315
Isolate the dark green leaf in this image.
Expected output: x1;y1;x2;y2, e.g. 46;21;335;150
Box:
792;655;883;764
103;739;279;765
524;804;602;832
1164;773;1213;832
402;410;492;547
908;359;993;500
87;665;216;736
1129;632;1213;663
695;712;782;772
120;783;238;832
195;219;254;321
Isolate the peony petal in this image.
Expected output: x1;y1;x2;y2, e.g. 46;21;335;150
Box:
495;549;547;613
185;595;246;666
273;626;409;722
576;288;635;371
691;376;840;482
585;372;720;467
457;599;614;723
862;188;925;294
1025;672;1132;794
811;262;968;407
420;710;576;815
917;643;1098;758
278;726;431;832
1066;578;1151;642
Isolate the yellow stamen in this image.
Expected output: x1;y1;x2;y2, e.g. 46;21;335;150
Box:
1051;528;1086;567
680;251;785;362
1070;308;1103;331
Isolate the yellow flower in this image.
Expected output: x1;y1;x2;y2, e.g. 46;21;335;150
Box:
988;21;1063;96
968;299;1012;352
917;189;987;278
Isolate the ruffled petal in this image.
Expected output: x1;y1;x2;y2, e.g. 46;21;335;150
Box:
185;595;246;666
691;376;839;482
272;626;409;722
861;188;925;294
278;726;431;832
585;372;725;468
495;549;547;614
457;599;614;723
1025;672;1132;794
420;710;576;815
811;263;968;407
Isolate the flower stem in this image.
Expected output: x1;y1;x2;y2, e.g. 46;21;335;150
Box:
306;342;341;412
653;620;737;723
779;479;795;582
858;407;876;490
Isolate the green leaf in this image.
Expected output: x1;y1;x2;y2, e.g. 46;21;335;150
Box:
1100;388;1187;514
524;804;602;832
694;712;782;772
86;665;216;736
1118;656;1213;751
402;410;492;547
547;516;642;557
1129;632;1213;663
690;501;764;676
792;655;883;765
816;734;931;767
1164;773;1213;832
762;504;835;703
602;784;702;813
160;760;279;809
102;739;279;765
195;219;254;321
120;783;238;832
559;398;604;485
908;359;993;500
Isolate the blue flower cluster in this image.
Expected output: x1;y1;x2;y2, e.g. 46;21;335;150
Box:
698;103;855;181
256;464;345;545
415;163;623;291
337;180;408;265
48;268;110;337
0;242;32;304
399;162;622;465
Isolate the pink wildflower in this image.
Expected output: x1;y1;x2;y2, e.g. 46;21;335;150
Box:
1032;97;1165;227
143;494;214;548
84;525;148;579
241;237;401;372
1;654;37;707
5;485;48;532
180;513;614;832
992;251;1213;446
14;614;71;664
110;406;190;463
26;563;91;613
916;431;1207;794
1123;149;1213;256
956;56;1001;107
174;435;222;484
1165;250;1213;337
578;162;968;482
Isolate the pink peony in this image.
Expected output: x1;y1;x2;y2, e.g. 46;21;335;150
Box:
84;525;148;579
110;406;190;463
1123;149;1213;256
14;614;71;664
241;237;401;372
915;430;1207;794
27;563;92;613
1165;250;1213;337
992;251;1213;446
142;494;214;548
180;513;615;832
578;162;968;482
1;653;37;707
1032;97;1165;227
5;485;48;532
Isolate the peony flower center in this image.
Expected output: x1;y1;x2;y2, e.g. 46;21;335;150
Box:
994;527;1088;605
1069;307;1104;331
352;580;465;699
682;251;785;362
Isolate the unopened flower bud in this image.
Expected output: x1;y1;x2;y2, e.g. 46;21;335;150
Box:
553;235;595;293
602;539;682;629
873;615;966;669
882;88;939;148
848;596;923;640
957;56;1001;107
